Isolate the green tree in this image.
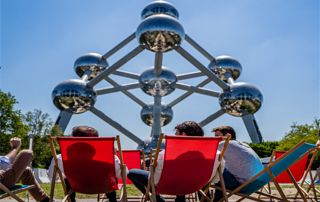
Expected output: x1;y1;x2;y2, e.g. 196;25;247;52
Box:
249;141;279;158
22;109;63;168
276;119;320;169
22;109;53;136
0;90;29;154
276;119;319;151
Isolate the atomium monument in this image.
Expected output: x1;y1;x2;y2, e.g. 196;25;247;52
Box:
52;0;264;151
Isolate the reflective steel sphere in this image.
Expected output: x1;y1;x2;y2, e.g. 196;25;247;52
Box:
208;55;242;82
141;0;179;19
74;53;108;80
52;79;96;114
140;104;173;126
136;14;185;52
139;68;177;96
219;82;263;117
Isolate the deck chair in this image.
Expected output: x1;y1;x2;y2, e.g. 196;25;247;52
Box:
49;136;127;202
0;182;35;202
145;134;230;202
212;141;316;202
261;149;318;201
98;149;146;201
118;150;146;184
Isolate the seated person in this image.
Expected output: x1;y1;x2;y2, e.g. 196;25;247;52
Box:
212;126;264;202
48;125;127;202
128;121;223;202
0;137;49;202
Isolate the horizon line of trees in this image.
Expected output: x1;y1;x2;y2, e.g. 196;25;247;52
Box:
1;89;319;168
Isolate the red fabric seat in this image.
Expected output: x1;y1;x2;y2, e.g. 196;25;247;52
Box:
57;137;118;194
155;135;224;195
117;150;144;184
274;150;309;183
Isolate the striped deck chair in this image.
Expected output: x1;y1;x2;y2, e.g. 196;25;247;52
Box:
262;149;318;201
213;141;316;202
49;136;127;202
145;134;230;202
0;183;35;202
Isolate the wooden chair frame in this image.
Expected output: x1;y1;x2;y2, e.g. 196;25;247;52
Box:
98;149;147;201
145;134;231;202
211;141;316;202
258;148;319;201
0;183;35;202
49;135;127;202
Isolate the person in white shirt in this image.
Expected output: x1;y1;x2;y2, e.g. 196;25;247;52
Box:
128;121;223;202
48;126;126;202
212;126;264;202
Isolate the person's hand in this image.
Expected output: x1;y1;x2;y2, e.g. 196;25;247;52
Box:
316;140;320;147
10;137;21;150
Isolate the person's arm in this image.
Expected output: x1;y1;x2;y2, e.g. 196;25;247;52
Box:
5;137;21;163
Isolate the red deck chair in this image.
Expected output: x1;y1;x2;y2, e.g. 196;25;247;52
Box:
49;136;127;202
117;150;146;184
98;150;146;201
145;134;230;202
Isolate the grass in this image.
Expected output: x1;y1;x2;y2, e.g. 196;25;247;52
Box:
40;183;142;199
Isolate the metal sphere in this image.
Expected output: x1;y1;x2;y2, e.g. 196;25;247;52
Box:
74;53;108;81
141;0;179;19
52;79;96;114
208;55;242;82
139;68;177;96
136;14;185;52
219;82;263;117
140;104;173;127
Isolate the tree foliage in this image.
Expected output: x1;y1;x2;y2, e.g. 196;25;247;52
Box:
276;119;319;151
22;109;62;168
22;109;53;136
0;90;29;154
249;141;279;158
0;90;28;136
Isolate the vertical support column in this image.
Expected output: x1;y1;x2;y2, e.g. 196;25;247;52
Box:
152;93;162;145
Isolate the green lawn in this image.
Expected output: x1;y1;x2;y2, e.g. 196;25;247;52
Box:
41;183;142;199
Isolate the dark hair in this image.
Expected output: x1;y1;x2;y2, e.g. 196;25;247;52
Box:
174;121;204;137
72;126;99;137
212;126;236;140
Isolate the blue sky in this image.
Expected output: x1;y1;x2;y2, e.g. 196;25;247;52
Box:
1;0;319;149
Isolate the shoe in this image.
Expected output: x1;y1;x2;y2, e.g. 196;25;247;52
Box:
314;179;320;184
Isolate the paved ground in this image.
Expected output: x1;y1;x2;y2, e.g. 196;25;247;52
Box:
1;190;318;202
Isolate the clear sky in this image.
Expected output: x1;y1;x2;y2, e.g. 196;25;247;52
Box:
1;0;319;149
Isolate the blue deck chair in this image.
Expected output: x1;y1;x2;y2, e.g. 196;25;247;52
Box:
0;182;35;202
213;141;316;202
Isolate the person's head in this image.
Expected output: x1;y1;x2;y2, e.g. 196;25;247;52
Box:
72;125;99;137
212;126;236;140
174;121;204;137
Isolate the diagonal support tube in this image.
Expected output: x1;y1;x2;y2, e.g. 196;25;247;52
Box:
168;78;212;107
102;33;136;59
175;46;229;91
90;106;144;145
176;71;204;80
112;70;140;80
175;83;220;97
88;45;144;88
104;77;146;107
53;110;73;133
185;34;215;62
199;108;225;127
96;82;140;95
